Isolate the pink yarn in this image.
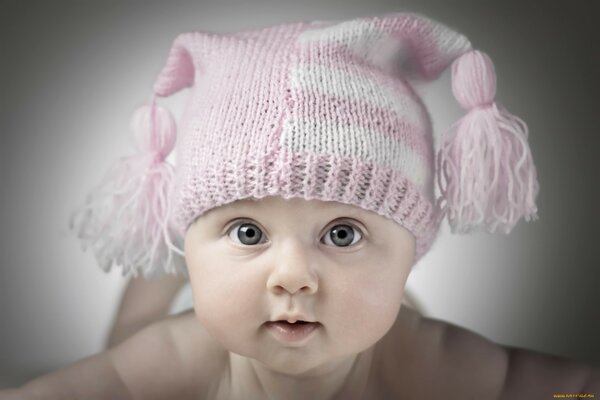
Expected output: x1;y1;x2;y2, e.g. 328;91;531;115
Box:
436;50;540;234
69;95;185;277
70;13;541;277
131;96;177;161
451;50;497;108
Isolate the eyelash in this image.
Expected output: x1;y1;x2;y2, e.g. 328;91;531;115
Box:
225;219;364;247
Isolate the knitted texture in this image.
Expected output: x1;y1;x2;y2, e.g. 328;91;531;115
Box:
163;13;472;262
70;11;539;277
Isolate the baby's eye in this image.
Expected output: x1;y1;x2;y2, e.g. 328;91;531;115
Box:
321;223;363;248
227;222;266;246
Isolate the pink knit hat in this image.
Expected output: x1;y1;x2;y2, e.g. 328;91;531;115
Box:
69;11;539;277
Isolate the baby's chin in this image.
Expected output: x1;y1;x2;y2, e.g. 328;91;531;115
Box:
229;337;371;378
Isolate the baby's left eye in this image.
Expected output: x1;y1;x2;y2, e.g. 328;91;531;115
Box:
321;223;363;247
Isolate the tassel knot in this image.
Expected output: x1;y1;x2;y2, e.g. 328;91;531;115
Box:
131;95;177;163
451;50;497;109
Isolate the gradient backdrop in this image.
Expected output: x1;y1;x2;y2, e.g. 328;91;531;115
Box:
0;0;598;386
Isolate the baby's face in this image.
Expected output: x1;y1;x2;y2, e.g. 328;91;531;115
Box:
184;196;415;375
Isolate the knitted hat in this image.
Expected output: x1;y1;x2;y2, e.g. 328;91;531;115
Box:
69;11;539;278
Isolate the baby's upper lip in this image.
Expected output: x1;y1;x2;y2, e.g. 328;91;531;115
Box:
270;314;318;323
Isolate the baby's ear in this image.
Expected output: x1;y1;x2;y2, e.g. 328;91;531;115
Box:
153;32;205;97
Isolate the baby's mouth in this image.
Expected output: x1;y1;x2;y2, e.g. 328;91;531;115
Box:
279;320;308;324
265;320;321;342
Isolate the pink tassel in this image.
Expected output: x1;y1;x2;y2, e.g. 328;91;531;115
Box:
436;50;540;234
69;95;185;277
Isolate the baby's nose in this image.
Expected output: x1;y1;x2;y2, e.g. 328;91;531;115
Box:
266;241;319;295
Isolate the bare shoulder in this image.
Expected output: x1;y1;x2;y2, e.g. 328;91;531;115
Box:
376;305;507;398
376;306;600;399
109;310;228;400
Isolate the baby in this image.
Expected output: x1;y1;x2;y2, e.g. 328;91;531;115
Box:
2;11;599;400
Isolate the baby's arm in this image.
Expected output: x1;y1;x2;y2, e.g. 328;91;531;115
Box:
387;306;600;398
434;316;600;397
438;320;600;397
107;273;188;348
0;350;133;400
499;347;600;398
2;312;207;400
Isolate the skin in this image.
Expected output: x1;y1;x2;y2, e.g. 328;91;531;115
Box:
105;273;188;348
183;195;417;399
3;195;599;399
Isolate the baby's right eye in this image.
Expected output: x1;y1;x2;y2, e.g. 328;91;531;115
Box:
227;221;266;246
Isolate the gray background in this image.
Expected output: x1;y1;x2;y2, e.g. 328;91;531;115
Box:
1;0;598;387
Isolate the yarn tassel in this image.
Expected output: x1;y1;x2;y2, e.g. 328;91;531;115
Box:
435;50;540;234
69;94;185;277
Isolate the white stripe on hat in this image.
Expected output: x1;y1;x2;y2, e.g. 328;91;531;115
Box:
280;114;430;189
289;61;429;131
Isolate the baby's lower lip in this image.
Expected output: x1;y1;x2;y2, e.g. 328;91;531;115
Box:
265;321;321;343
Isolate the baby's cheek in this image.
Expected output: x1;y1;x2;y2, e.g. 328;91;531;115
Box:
190;272;259;345
339;276;404;346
